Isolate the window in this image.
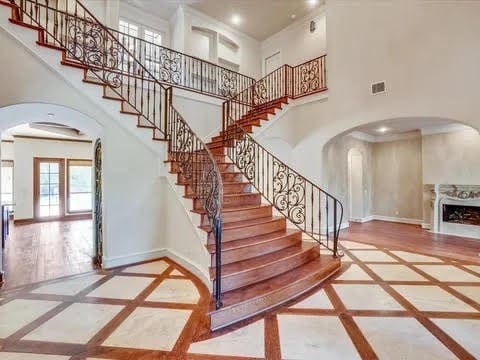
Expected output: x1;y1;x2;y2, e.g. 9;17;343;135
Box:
1;160;13;211
35;158;64;218
67;160;92;213
144;29;162;77
118;20;139;72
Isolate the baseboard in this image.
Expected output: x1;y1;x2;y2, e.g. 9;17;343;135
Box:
350;215;374;223
164;249;212;290
102;248;168;269
101;247;211;290
422;223;431;229
14;213;92;225
349;215;423;226
370;215;423;225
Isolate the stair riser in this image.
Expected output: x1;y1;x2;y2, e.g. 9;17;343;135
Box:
170;162;235;175
176;171;241;184
223;193;261;207
185;183;251;198
199;205;272;226
211;218;286;242
168;153;226;163
210;258;341;331
212;232;302;265
193;193;260;211
217;245;320;292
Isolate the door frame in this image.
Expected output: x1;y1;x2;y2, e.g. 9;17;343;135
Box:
33;157;66;221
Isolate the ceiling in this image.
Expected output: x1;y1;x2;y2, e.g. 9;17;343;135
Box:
123;0;323;40
2;123;90;141
348;118;474;143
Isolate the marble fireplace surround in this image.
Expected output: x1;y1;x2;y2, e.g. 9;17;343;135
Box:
429;184;480;239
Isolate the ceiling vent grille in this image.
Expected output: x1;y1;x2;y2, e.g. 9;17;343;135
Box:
371;81;386;95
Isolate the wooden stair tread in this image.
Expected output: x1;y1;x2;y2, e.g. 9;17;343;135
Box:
202;216;283;232
212;242;317;278
214;254;339;308
193;203;271;215
186;191;257;200
207;229;301;253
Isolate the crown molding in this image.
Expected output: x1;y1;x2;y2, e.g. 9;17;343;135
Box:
421;123;472;136
12;135;92;143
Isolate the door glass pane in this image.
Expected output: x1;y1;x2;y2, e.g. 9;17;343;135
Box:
68;162;92;212
40;163;49;173
40;185;50;195
50;163;59;173
40;173;50;184
37;160;62;218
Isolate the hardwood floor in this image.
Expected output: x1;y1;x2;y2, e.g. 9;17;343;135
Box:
1;219;96;289
342;220;480;264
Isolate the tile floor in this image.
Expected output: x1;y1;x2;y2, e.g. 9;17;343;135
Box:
0;242;479;359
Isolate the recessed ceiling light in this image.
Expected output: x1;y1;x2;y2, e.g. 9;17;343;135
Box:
231;14;242;25
377;127;389;133
307;0;319;7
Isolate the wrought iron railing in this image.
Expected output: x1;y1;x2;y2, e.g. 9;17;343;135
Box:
222;54;342;257
11;0;225;307
164;88;224;307
247;55;327;109
223;123;343;256
108;28;255;99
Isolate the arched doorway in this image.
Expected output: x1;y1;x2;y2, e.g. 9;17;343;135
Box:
0;103;103;288
348;148;364;221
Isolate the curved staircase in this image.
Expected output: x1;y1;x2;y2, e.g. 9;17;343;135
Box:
1;0;342;332
167;95;341;330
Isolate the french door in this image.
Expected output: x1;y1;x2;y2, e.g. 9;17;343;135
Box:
34;158;65;220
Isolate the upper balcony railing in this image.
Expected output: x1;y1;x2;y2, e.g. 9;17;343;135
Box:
109;28;256;99
249;55;327;109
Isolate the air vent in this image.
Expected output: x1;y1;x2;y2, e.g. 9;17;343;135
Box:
371;81;386;95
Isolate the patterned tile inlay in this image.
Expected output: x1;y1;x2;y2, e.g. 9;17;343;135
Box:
355;317;456;359
103;307;192;351
1;241;480;359
146;279;200;304
188;320;265;358
278;315;360;359
23;303;124;344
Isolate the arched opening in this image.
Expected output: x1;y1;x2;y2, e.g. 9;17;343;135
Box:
0;103;103;288
321;116;480;247
348;148;364;221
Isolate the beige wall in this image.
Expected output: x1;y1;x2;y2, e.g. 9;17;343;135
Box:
422;128;480;185
372;136;423;221
323;135;374;221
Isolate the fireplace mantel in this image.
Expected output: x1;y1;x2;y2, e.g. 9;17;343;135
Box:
430;184;480;239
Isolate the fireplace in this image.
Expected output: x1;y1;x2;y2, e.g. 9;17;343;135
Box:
442;204;480;226
428;184;480;239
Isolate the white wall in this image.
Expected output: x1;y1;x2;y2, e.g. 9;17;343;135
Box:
11;138;92;220
0;23;164;268
1;141;13;160
259;0;480;200
261;7;327;74
172;90;223;140
172;6;261;78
